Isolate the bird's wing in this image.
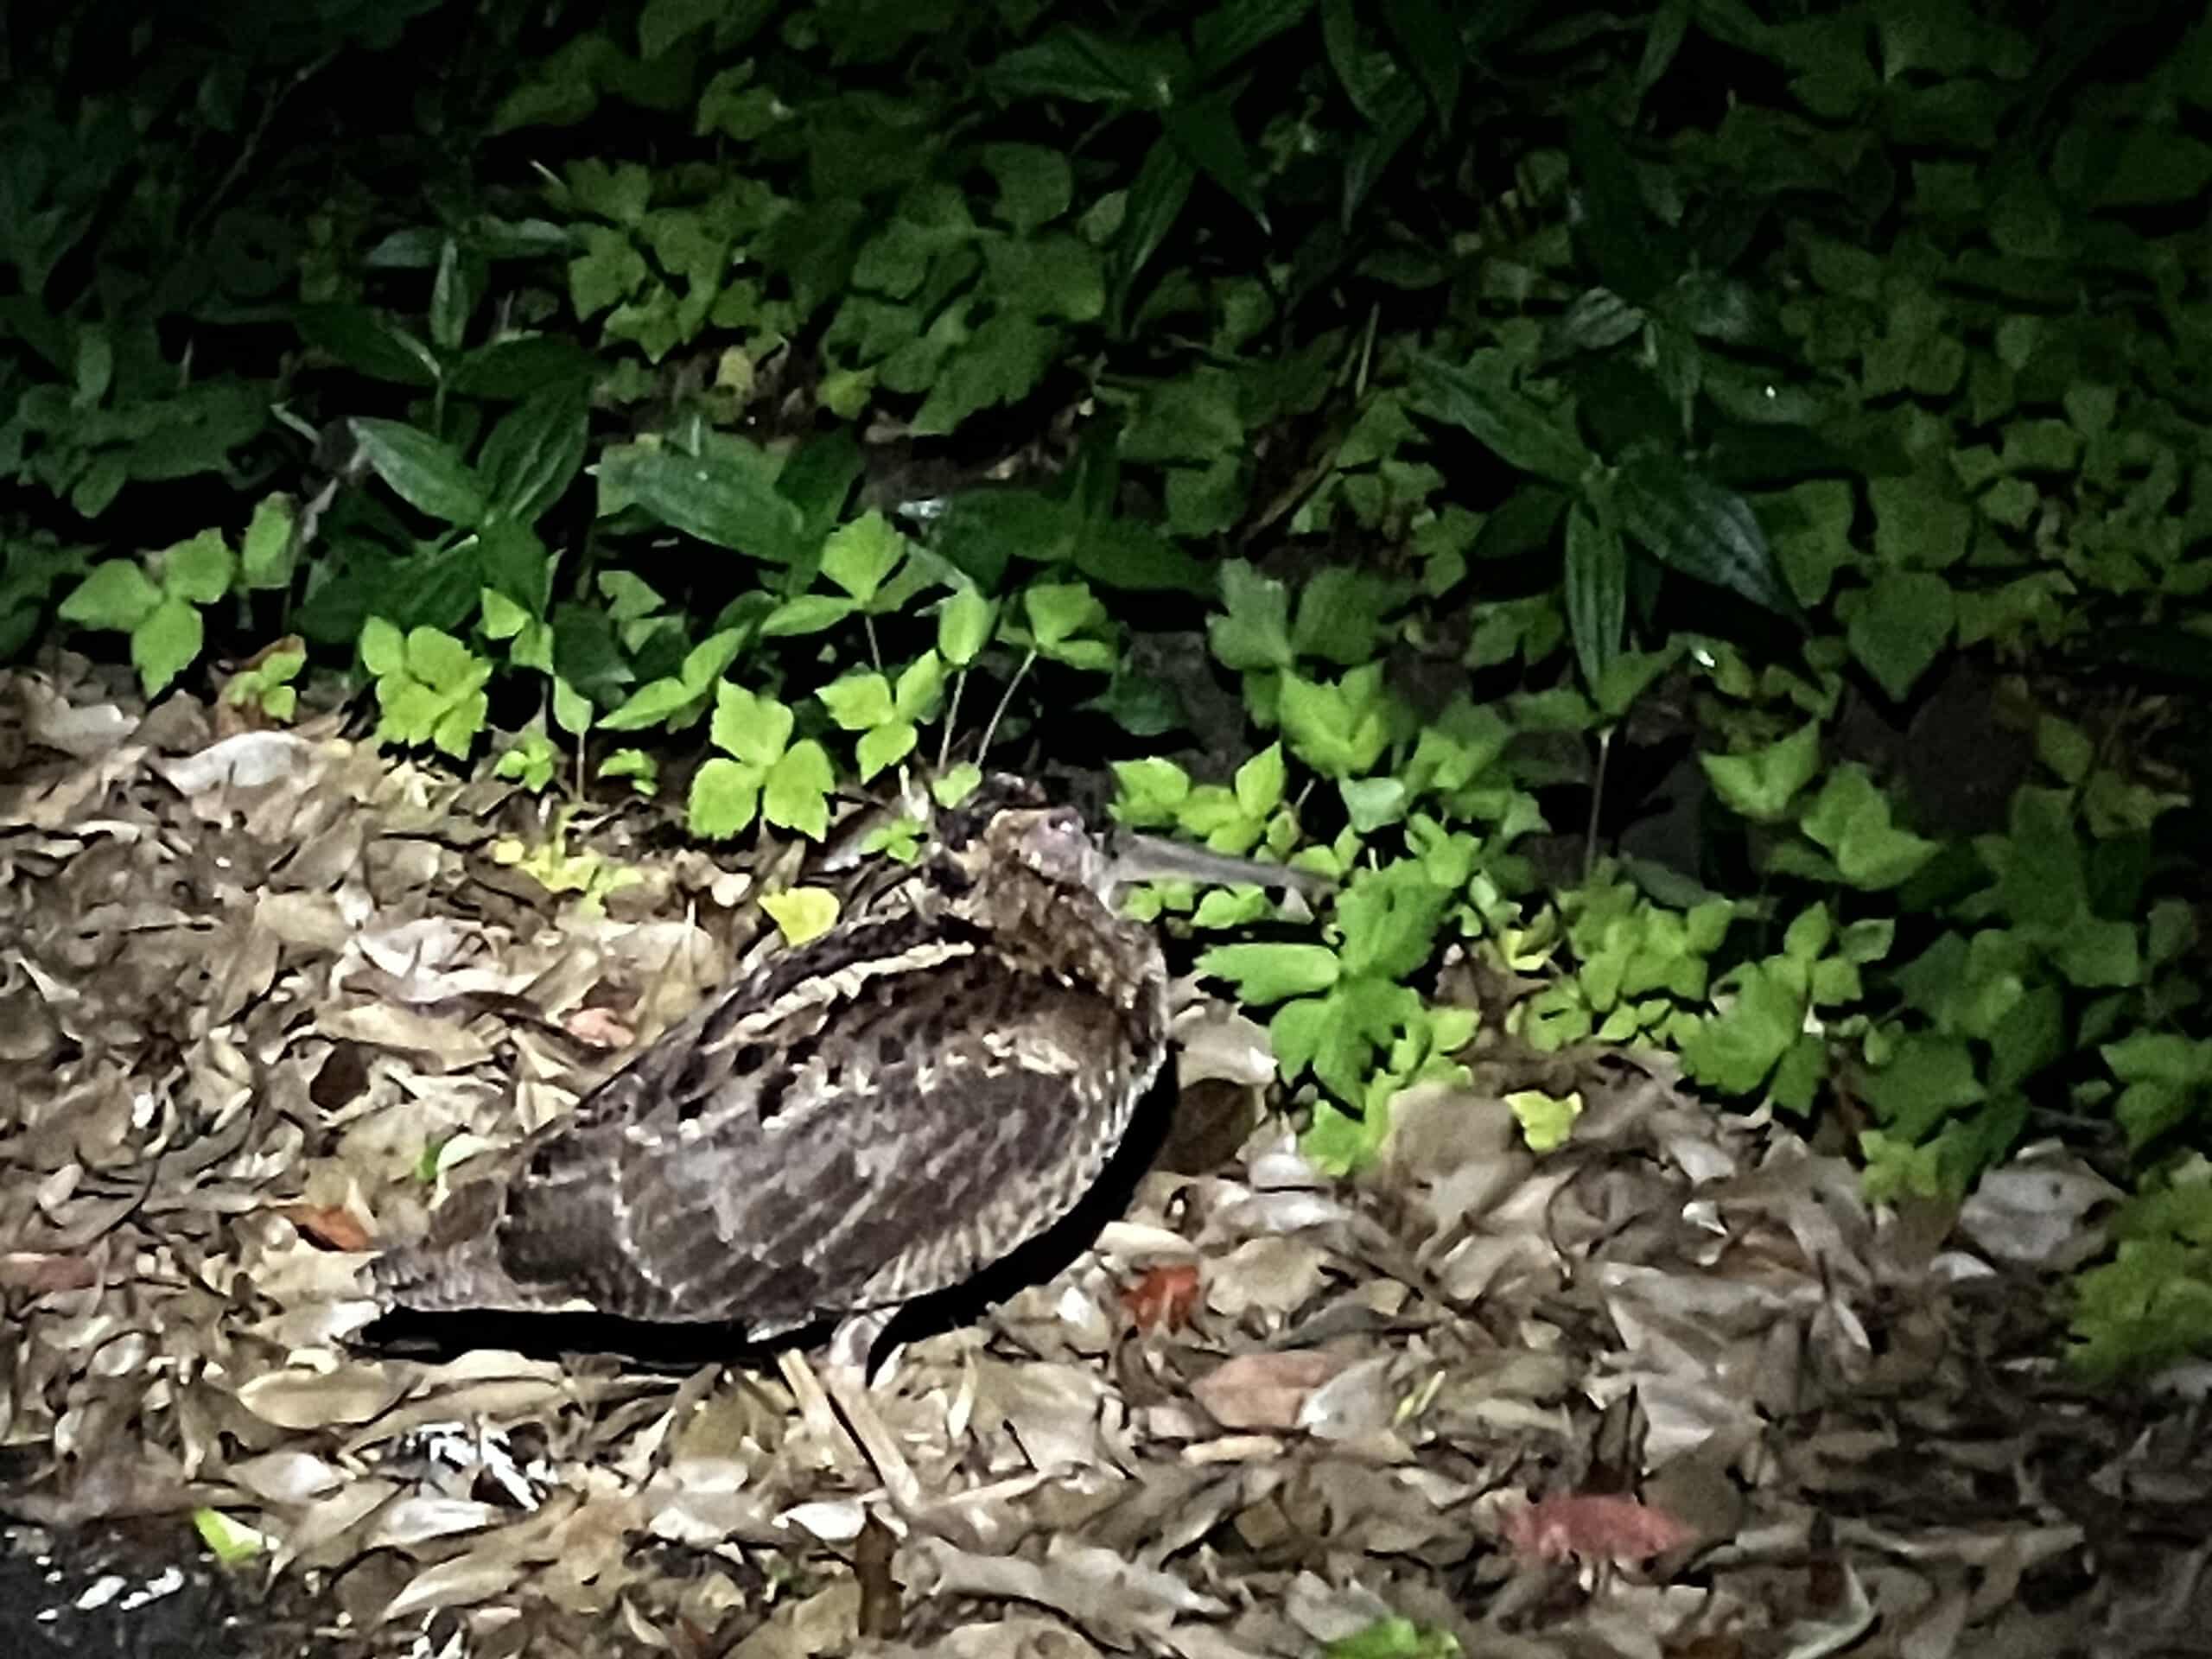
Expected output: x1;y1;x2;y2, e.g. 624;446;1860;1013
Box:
380;907;1165;1331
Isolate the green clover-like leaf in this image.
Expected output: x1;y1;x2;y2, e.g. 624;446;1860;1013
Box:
761;885;841;945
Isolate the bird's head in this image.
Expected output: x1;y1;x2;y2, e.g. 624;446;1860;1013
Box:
936;776;1332;910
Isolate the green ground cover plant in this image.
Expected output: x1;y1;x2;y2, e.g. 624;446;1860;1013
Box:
6;0;2211;1382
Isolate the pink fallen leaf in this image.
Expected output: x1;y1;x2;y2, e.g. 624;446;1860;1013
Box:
1122;1263;1201;1332
1501;1492;1698;1568
1192;1349;1348;1430
0;1251;100;1293
566;1006;635;1048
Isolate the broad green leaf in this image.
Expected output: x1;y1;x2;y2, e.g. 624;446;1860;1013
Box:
2056;919;2140;988
1112;137;1197;321
938;585;996;665
429;238;470;353
1847;570;1954;702
856;719;918;780
1197;942;1343;1004
1992;789;2088;931
1798;766;1940;889
552;677;593;736
986;26;1179;104
1701;720;1821;822
405;626;478;689
980;143;1074;232
295;304;440;386
1023;581;1107;648
480;388;589;524
1567;105;1675;303
819;670;895;729
480;588;530;639
1277;665;1393;779
603;676;701;732
1859;1034;1985;1141
1234;744;1287;817
359;615;406;676
689;756;762;838
1681;959;1804;1094
1075;518;1210;594
1337;865;1448;978
1380;0;1462;124
1563;504;1625;690
240;495;298;591
763;740;834;837
192;1509;269;1567
932;763;984;807
1618;453;1796;618
761;886;840;945
351;419;489;525
641;0;728;55
2104;1033;2212;1086
1292;565;1399;666
1114;757;1192;826
1340;776;1407;831
73;326;113;404
159;530;233;606
1409;353;1592;486
912;315;1061;435
893;652;946;719
59;561;162;632
2037;715;2095;785
760;594;858;637
820;510;906;601
1506;1088;1583;1154
132;598;203;696
679;629;747;692
1323;1616;1459;1659
602;443;807;564
1194;0;1318;78
1210;560;1294;671
710;683;794;765
1160;92;1269;230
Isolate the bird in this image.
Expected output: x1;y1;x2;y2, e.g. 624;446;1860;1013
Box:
372;775;1326;1509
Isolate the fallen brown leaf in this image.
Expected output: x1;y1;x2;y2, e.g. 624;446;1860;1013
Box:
1191;1349;1348;1431
1500;1491;1699;1568
281;1204;377;1253
1122;1263;1201;1332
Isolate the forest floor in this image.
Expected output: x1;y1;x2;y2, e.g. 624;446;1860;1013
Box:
3;656;2209;1659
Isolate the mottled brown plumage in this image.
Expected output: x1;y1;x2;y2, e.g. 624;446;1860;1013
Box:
375;796;1171;1338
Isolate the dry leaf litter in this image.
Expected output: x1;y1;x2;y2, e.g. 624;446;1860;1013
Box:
3;657;2209;1659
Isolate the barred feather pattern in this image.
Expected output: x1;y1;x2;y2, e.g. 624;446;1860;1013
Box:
375;806;1170;1338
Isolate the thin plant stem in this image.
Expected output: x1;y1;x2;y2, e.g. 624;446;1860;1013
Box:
1584;725;1613;880
937;667;968;772
977;651;1036;762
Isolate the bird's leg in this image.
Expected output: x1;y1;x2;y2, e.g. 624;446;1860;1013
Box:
820;1310;925;1516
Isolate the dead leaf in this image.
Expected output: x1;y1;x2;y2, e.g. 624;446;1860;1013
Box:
1122;1264;1201;1332
565;1005;636;1049
280;1204;376;1253
1192;1350;1349;1431
1500;1492;1699;1567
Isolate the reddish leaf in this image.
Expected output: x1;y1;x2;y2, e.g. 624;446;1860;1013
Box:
281;1204;376;1253
0;1252;100;1293
1122;1262;1200;1332
1501;1493;1698;1567
566;1006;635;1048
1192;1349;1348;1430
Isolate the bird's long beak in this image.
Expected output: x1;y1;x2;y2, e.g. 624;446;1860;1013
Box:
1103;831;1337;900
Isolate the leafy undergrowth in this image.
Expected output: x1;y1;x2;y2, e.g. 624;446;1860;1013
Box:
6;6;2212;1642
3;661;2209;1658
